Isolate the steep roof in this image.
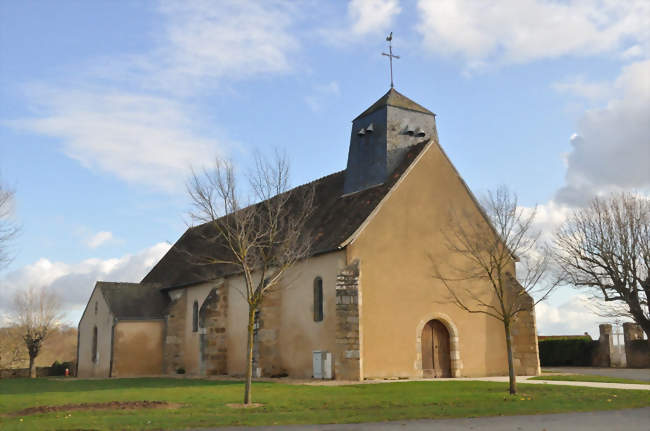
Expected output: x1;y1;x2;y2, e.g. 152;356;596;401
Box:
142;140;429;290
98;282;169;320
354;88;435;120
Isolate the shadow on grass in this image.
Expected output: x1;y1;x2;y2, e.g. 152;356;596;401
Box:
0;377;245;395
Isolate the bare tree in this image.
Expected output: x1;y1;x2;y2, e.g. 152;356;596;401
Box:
431;186;557;394
0;180;19;270
187;151;314;405
13;286;63;378
554;192;649;342
0;326;25;369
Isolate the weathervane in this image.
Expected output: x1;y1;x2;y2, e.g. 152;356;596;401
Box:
382;32;400;88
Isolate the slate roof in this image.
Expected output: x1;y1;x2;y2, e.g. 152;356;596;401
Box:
354;88;435;120
142;140;430;290
97;281;169;320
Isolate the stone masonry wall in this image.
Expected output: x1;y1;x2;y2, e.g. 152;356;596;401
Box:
335;260;361;381
163;290;186;374
257;289;283;376
199;285;228;375
511;294;541;376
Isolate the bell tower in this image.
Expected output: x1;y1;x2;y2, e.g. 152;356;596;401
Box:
343;88;438;195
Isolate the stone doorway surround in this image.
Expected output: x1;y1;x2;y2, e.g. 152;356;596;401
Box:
415;312;462;377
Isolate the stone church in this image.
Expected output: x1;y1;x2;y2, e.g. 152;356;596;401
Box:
77;88;541;380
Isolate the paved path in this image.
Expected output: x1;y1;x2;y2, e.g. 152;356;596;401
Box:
463;375;650;391
543;367;650;382
196;407;650;430
350;375;650;391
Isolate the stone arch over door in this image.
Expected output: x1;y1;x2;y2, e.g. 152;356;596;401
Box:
415;313;461;377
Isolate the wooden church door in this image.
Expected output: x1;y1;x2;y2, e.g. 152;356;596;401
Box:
421;320;451;378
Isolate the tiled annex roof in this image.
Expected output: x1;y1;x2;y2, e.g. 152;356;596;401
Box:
141;140;429;290
97;282;169;320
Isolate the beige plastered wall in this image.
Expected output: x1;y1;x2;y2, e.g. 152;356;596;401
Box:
221;251;346;378
111;321;164;377
77;287;114;378
347;140;536;378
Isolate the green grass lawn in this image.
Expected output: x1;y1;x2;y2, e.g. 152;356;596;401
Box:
0;378;648;430
531;374;650;385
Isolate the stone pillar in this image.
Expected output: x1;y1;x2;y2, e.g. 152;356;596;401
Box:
163;289;187;374
257;289;283;377
335;260;361;381
623;322;649;368
199;285;228;375
592;324;613;367
511;295;541;376
623;322;644;343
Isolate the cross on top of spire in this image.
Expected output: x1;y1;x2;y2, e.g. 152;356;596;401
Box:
382;32;400;88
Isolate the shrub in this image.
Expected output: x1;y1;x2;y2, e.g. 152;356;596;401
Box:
50;360;74;376
538;338;598;366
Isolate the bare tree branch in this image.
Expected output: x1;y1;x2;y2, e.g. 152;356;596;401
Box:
0;180;19;270
554;192;649;340
185;150;315;404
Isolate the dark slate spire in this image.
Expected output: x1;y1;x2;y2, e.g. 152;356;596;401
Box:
343;89;437;195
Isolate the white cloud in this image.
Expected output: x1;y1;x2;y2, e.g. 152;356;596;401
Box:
10;0;300;192
552;76;614;103
416;0;649;68
152;0;299;92
87;231;114;249
0;243;171;323
348;0;401;36
11;87;220;192
556;60;650;205
318;0;401;46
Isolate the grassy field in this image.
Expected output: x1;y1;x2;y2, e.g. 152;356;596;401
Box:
531;374;650;385
0;377;649;430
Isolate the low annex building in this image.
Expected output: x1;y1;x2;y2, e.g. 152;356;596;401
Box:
77;89;541;380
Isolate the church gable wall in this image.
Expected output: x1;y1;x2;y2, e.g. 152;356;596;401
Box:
347;140;540;378
77;287;113;378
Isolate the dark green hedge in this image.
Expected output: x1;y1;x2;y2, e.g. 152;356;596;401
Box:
538;338;598;366
50;360;74;376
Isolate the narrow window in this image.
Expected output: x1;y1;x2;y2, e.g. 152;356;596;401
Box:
192;300;199;332
91;326;98;363
313;277;323;322
94;301;98;315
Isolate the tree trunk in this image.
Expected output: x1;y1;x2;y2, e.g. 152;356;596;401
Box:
503;321;517;394
243;306;256;405
29;354;36;379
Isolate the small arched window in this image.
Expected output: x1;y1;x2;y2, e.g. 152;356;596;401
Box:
192;300;199;332
313;277;323;322
91;326;98;363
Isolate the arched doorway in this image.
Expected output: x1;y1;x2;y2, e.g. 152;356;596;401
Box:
421;320;451;378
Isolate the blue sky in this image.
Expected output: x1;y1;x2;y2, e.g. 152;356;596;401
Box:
1;0;648;337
